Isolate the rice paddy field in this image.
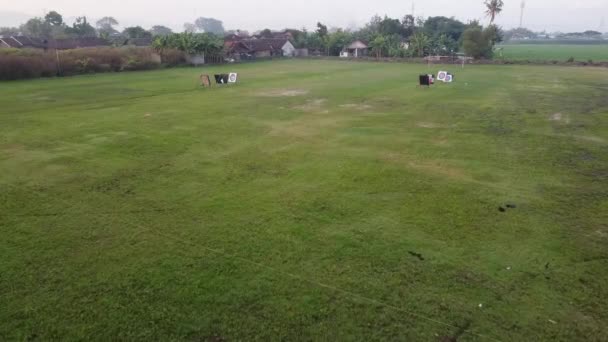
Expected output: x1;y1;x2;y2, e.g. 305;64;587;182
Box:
497;43;608;62
1;60;607;341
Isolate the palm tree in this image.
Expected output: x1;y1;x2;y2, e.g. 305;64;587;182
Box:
409;33;429;57
484;0;504;23
370;36;387;58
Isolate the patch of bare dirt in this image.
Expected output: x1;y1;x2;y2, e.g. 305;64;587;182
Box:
417;122;441;129
1;144;25;156
574;135;606;144
433;138;451;147
382;152;472;182
258;89;308;97
550;112;571;124
293;99;327;113
267;116;348;138
339;103;373;110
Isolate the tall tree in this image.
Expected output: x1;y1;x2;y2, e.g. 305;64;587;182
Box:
153;32;223;56
183;23;196;33
316;22;329;54
409;32;430;57
44;11;63;26
64;17;96;37
316;22;328;37
150;25;173;37
0;27;20;36
378;16;403;36
20;18;51;38
422;16;466;42
194;17;225;35
369;35;388;58
401;14;416;38
259;28;273;38
96;17;119;37
123;26;152;39
462;26;496;58
484;0;504;24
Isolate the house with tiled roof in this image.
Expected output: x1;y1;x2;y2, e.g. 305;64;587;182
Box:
226;38;295;59
0;36;110;50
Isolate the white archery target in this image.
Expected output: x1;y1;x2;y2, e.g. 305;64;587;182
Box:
437;71;448;82
228;73;238;83
445;74;453;83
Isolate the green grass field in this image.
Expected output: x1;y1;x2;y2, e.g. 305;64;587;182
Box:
497;44;608;62
1;60;607;341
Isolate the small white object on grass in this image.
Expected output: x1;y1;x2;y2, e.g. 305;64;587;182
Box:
507;267;512;270
478;304;483;308
548;319;557;325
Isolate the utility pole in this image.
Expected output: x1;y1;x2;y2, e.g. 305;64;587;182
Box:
519;1;526;28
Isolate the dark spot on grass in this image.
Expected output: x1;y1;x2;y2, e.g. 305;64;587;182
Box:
498;207;506;212
506;203;517;209
408;251;425;261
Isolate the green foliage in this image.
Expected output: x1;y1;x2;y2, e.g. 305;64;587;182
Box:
401;14;416;38
316;22;328;38
66;17;96;37
0;27;20;36
44;11;63;26
378;17;402;36
369;35;387;58
20;18;52;38
461;26;495;59
150;25;173;37
194;17;225;35
326;29;353;56
409;32;430;57
484;0;504;23
260;29;273;38
123;26;152;39
430;33;458;55
96;17;119;37
423;16;466;42
153;32;223;55
183;23;196;33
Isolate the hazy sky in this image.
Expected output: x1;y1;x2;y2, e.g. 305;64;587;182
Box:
2;0;607;33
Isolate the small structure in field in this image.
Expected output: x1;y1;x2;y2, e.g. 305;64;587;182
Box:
341;40;369;58
226;38;296;60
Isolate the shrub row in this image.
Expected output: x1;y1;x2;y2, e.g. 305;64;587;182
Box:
0;47;188;80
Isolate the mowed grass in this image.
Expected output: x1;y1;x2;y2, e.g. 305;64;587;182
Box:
497;43;608;62
1;60;607;341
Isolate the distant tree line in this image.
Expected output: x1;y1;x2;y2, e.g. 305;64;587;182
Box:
0;11;176;41
2;1;604;60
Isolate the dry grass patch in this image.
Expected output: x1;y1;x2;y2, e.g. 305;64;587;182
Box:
293;99;328;113
339;103;373;110
382;152;473;182
417;122;442;129
257;89;309;97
